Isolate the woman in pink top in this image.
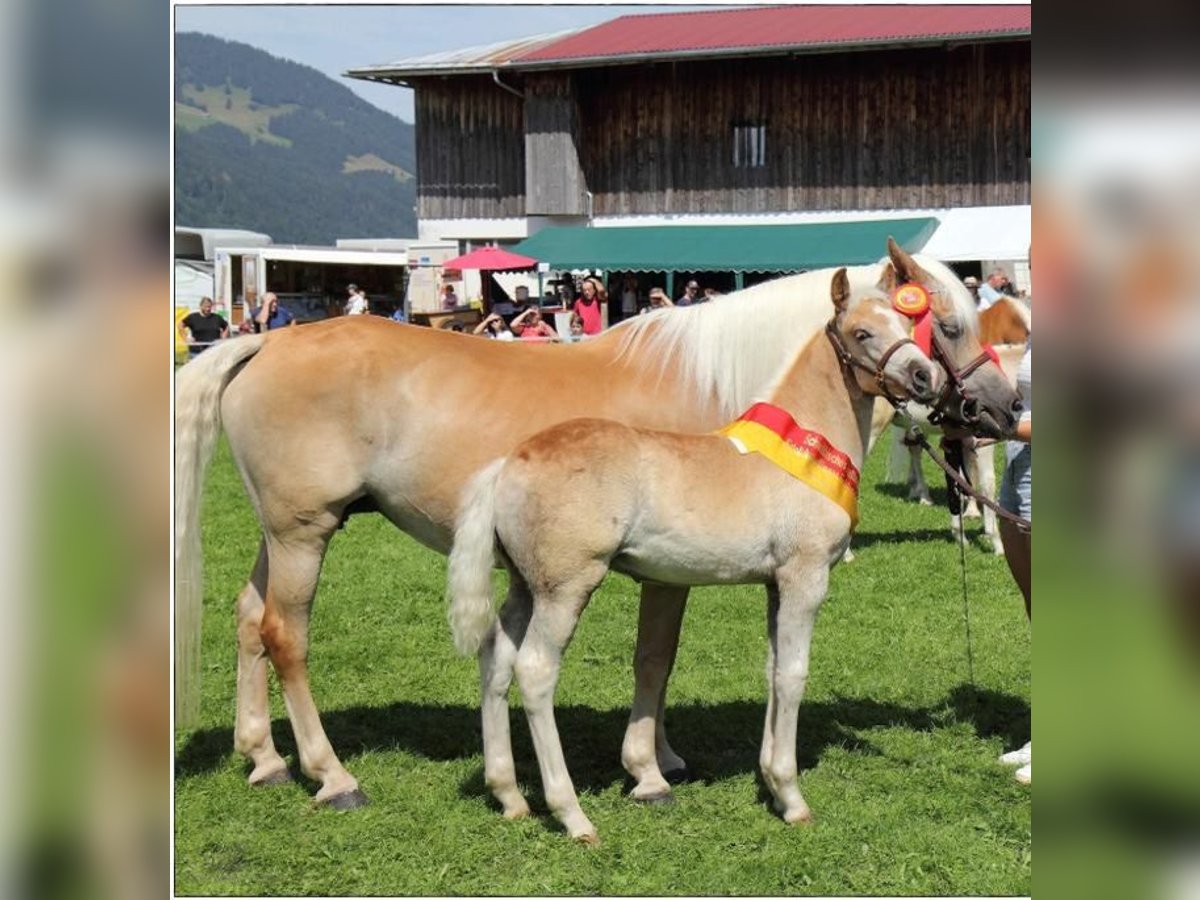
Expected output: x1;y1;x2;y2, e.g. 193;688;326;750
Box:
573;277;605;335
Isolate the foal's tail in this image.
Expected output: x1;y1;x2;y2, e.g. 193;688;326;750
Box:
174;335;267;727
447;458;506;656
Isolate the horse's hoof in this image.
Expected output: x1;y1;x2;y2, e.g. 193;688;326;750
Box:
633;790;675;806
501;801;531;821
321;788;369;811
573;831;601;847
663;766;690;785
784;808;815;825
251;768;292;787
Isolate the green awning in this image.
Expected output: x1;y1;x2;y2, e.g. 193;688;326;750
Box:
511;217;939;273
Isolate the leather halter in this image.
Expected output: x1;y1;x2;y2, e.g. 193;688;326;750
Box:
825;290;997;426
824;321;919;407
918;312;996;427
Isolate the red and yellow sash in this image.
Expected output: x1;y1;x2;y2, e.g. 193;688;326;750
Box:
716;402;860;527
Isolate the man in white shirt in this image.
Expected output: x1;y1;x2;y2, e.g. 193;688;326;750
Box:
976;269;1007;311
345;284;368;315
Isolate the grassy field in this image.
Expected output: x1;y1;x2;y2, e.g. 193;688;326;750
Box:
174;438;1031;896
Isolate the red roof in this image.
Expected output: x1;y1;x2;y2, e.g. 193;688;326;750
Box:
516;4;1030;64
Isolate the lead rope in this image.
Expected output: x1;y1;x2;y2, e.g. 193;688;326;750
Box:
952;483;977;692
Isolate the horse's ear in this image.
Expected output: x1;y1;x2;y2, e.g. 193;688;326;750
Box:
831;267;850;313
877;261;899;294
886;236;933;285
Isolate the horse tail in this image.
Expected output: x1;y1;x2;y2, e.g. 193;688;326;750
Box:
447;458;507;656
174;334;268;727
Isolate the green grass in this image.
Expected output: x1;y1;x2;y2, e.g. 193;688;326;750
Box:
175;84;296;147
174;439;1030;896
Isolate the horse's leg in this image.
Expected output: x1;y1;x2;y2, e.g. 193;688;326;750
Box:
760;562;828;825
908;442;933;505
514;567;605;844
885;422;910;483
478;576;533;820
258;525;364;808
621;583;688;802
233;540;291;786
759;586;780;775
975;443;1004;554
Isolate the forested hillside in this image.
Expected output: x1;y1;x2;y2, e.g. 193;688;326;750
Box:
175;32;417;244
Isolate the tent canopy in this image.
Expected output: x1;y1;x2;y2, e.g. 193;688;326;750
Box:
441;246;538;271
920;205;1031;262
511;218;938;273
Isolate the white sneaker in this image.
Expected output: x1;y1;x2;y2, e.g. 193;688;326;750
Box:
999;741;1031;767
1014;763;1031;784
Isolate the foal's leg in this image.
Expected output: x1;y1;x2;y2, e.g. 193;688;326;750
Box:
259;526;364;808
761;563;828;825
479;577;533;819
622;583;688;801
515;565;606;843
233;540;290;785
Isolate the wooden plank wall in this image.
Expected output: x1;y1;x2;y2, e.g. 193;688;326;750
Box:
524;73;587;215
409;40;1030;220
414;77;525;219
574;41;1030;215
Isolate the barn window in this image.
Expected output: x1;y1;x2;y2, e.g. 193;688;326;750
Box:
732;123;767;168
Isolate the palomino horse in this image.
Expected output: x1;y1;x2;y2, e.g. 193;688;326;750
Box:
884;296;1030;552
446;267;942;842
174;239;1020;809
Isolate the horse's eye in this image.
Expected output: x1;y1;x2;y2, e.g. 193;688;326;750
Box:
939;322;961;339
853;329;871;342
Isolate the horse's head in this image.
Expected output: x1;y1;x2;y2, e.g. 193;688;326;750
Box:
828;267;941;406
885;238;1024;438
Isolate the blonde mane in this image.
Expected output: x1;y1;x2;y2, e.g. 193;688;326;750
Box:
612;254;978;420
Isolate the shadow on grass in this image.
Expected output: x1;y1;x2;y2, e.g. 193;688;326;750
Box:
874;481;954;508
176;686;1029;799
850;527;964;549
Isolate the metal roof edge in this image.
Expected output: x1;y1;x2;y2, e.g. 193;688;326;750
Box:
347;30;1030;82
514;30;1031;72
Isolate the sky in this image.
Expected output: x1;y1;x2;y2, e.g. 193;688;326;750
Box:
173;3;715;122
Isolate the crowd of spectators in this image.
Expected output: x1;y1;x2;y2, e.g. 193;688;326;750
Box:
181;274;726;357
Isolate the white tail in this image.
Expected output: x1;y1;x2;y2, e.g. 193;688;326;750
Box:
447;458;506;656
174;335;267;726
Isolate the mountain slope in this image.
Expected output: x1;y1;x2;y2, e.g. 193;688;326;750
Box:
174;32;417;244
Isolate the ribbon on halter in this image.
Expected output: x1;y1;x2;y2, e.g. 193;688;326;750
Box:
716;402;860;527
908;311;1001;366
893;284;1001;368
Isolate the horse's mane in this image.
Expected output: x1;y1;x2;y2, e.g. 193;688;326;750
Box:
611;253;979;420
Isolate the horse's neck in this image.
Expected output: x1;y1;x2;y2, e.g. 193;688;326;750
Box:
766;333;874;465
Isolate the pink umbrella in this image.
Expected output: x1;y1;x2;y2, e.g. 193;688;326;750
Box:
441;246;539;271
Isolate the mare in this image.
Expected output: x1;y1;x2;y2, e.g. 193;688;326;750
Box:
445;267;942;842
884;296;1030;552
174;239;1021;809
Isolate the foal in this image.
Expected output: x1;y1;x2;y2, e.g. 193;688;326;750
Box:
447;268;941;843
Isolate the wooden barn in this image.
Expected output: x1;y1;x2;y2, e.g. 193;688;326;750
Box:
348;4;1031;301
